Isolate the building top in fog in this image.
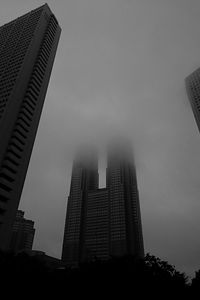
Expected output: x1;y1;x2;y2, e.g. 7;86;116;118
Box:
62;141;144;266
73;143;98;169
107;136;135;163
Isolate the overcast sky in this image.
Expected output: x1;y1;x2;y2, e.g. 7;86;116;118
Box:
1;0;200;277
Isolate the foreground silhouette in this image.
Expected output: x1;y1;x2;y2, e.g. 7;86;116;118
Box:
1;250;199;296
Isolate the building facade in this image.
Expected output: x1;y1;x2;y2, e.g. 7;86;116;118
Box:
62;148;99;265
83;188;109;262
106;140;144;258
0;4;61;250
185;67;200;132
9;210;35;253
62;141;144;266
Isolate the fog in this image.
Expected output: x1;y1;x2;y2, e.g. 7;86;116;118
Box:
1;0;200;277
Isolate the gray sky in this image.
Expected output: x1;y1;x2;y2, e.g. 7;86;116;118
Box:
1;0;200;278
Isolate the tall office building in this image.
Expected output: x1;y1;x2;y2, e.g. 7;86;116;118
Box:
62;141;144;266
0;4;61;250
185;67;200;132
106;139;144;258
9;210;35;253
62;147;99;265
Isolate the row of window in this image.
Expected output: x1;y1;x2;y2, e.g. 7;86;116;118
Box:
67;219;81;226
0;11;42;120
0;16;28;57
65;232;80;238
86;221;109;228
67;202;81;215
87;205;109;210
86;221;109;227
86;210;109;215
65;235;80;241
65;220;76;228
65;231;80;237
0;24;14;49
86;236;108;241
0;14;57;204
86;232;109;237
67;216;81;223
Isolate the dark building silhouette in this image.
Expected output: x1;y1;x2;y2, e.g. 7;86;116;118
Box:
185;67;200;132
0;4;61;250
22;249;64;270
106;139;144;259
62;141;144;266
9;210;35;253
62;147;99;266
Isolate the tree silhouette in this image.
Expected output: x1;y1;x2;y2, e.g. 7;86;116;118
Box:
191;269;200;292
0;250;193;295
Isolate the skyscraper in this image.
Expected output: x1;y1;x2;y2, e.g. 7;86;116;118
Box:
185;67;200;133
106;139;144;258
9;210;35;253
62;147;99;265
62;141;144;266
0;4;61;250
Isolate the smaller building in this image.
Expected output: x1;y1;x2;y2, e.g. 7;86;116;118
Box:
22;249;64;270
9;210;35;253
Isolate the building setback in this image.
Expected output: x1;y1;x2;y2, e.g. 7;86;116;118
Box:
0;4;61;250
185;67;200;133
62;141;144;266
9;210;35;253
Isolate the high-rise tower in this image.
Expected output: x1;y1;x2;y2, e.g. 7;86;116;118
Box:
62;147;99;265
185;67;200;133
106;139;144;258
0;4;61;250
62;141;144;266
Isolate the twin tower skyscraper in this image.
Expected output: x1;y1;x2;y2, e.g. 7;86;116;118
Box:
62;141;144;266
0;4;144;264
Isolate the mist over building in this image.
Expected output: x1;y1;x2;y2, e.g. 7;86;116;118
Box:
0;0;199;280
62;140;144;266
0;4;61;250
